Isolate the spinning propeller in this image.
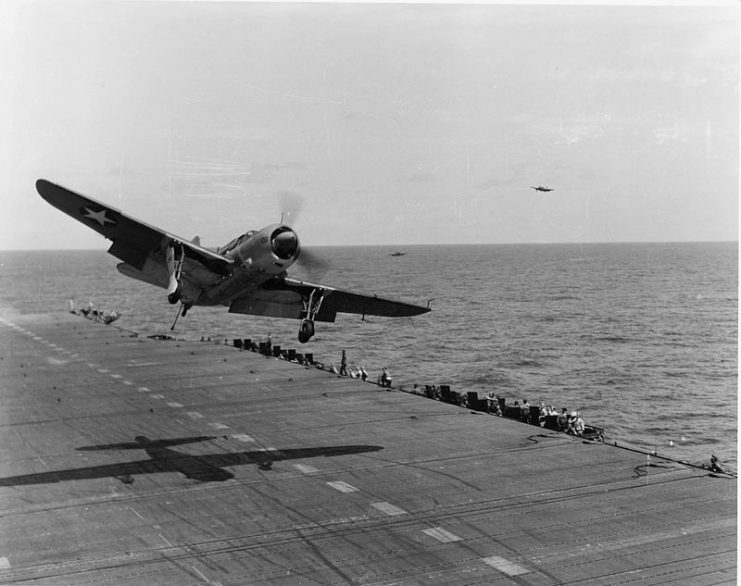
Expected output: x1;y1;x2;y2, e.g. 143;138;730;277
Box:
278;190;329;280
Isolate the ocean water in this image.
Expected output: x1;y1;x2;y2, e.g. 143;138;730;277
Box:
0;242;736;469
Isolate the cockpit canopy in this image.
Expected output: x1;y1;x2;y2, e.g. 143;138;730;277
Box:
217;230;258;256
217;225;300;267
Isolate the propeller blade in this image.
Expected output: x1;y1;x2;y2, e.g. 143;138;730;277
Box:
296;247;330;280
277;190;304;225
276;190;328;279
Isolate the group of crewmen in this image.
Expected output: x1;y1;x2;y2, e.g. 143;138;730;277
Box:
69;300;121;325
269;342;590;437
321;350;393;387
485;395;586;436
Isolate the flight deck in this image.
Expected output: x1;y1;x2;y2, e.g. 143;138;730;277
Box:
0;309;736;585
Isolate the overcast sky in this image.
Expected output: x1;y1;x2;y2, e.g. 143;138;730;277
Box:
1;1;738;249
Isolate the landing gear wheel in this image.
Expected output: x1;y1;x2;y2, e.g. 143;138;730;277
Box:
298;319;314;344
167;284;182;305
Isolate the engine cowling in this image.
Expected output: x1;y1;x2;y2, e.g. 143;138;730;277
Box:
270;226;299;260
227;224;301;276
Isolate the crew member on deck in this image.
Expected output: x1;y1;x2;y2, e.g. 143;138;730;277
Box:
557;408;569;432
710;455;725;473
520;399;531;424
573;412;585;437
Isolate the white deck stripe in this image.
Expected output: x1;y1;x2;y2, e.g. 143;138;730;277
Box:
293;463;318;474
327;480;359;493
210;422;229;430
422;527;462;543
371;502;408;516
127;507;146;521
187;412;204;419
0;557;9;569
166;402;184;408
191;566;212;584
231;434;255;443
138;387;150;392
482;555;530;576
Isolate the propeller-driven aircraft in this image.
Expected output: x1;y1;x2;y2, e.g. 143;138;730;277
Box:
36;179;431;343
530;185;555;192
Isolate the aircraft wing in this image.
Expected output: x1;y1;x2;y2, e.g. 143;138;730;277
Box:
229;276;431;322
36;179;234;276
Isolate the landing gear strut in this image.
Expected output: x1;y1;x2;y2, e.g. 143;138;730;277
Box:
170;301;192;331
166;241;184;305
298;288;326;343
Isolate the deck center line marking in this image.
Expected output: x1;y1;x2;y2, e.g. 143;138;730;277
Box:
210;422;229;430
327;480;359;493
371;502;408;516
151;394;165;399
422;527;462;543
97;368;109;373
482;555;530;576
231;434;256;443
138;387;150;392
0;556;10;569
159;533;173;548
188;412;204;419
167;402;184;408
109;373;123;379
122;380;134;386
294;463;318;474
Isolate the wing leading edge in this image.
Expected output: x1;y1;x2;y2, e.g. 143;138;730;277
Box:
35;179;234;276
229;277;431;322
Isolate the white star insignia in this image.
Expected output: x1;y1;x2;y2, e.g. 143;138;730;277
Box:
81;207;116;227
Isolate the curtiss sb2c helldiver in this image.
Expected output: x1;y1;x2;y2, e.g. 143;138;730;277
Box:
36;179;430;343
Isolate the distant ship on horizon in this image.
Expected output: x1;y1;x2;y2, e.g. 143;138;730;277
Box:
390;251;406;257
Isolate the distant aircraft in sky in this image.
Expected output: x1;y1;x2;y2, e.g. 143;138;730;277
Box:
36;179;431;343
530;186;555;192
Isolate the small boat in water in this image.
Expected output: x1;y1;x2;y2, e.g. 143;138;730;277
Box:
390;251;406;257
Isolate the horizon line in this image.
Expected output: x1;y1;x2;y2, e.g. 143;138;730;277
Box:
0;240;737;253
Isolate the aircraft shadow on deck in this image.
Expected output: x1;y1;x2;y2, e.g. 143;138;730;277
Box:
0;435;384;486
